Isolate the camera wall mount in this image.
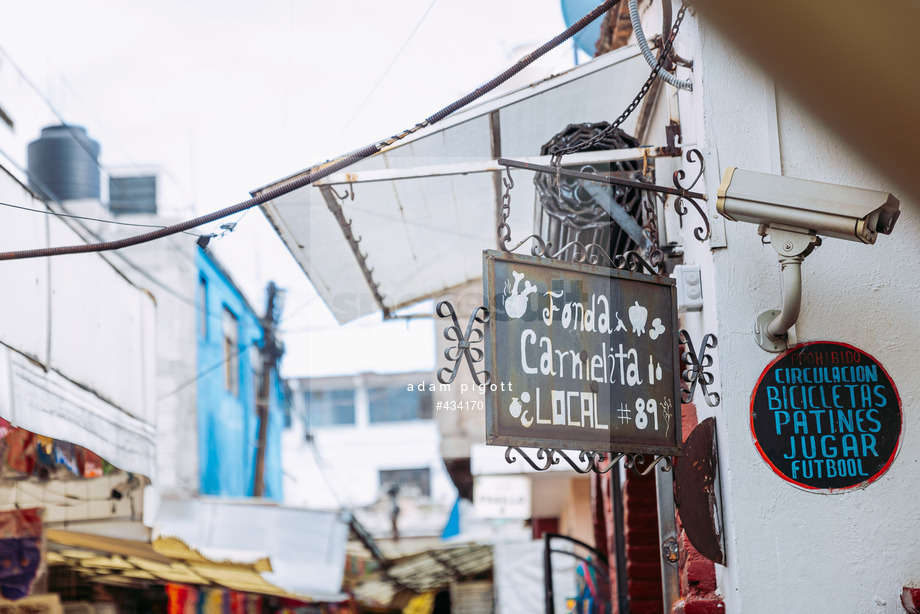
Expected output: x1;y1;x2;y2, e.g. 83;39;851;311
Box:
716;167;900;353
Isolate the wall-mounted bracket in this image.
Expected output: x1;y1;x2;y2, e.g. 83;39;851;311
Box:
753;225;821;352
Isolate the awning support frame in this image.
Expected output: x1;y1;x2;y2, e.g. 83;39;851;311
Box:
320;185;392;319
498;146;710;246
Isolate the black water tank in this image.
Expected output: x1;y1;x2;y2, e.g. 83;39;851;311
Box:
27;125;101;201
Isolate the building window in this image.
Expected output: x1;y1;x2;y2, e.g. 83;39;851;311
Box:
380;468;431;498
198;276;208;338
305;389;356;427
222;307;239;396
368;387;432;423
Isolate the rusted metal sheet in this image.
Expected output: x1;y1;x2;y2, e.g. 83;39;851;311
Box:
673;417;725;566
483;250;681;455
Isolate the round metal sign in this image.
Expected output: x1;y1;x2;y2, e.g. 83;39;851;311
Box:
750;341;901;491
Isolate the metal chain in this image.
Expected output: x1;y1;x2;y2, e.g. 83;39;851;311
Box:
497;165;516;248
551;3;688;164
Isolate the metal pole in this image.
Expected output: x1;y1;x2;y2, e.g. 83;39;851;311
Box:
656;464;681;610
544;531;555;614
253;282;281;497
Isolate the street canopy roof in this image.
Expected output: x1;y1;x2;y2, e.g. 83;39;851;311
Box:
258;45;674;323
48;529;297;599
146;496;349;602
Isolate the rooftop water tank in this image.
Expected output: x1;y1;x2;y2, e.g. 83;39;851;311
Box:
27;125;101;201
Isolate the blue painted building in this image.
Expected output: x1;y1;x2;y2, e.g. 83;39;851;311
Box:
195;248;284;499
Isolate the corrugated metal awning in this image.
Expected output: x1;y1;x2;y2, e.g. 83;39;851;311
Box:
353;542;493;607
258;45;676;323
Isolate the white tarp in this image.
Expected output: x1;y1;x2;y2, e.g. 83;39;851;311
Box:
147;495;349;602
493;539;575;614
4;350;156;476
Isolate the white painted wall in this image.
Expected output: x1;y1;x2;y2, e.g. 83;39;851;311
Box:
116;233;201;497
681;8;920;612
0;168;157;477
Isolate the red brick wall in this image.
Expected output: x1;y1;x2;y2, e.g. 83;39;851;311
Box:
592;471;622;612
623;469;664;614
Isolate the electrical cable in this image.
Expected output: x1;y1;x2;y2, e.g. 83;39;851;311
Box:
0;134;265;336
157;343;249;401
551;2;688;161
0;142;200;233
0;199;190;231
628;0;692;90
0;0;620;262
0;130;228;323
0;163;226;327
306;437;360;513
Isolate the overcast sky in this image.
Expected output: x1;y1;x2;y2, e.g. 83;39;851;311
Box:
0;0;581;376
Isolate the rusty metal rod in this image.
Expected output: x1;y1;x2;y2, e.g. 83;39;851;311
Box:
497;157;707;201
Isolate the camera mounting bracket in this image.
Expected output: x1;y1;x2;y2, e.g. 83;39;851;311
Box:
753;225;821;352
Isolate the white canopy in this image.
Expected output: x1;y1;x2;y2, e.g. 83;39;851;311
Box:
259;45;675;323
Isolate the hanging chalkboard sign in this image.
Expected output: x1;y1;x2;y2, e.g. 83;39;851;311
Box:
750;341;901;491
483;250;681;456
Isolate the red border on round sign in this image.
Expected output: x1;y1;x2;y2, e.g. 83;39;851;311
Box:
749;340;902;493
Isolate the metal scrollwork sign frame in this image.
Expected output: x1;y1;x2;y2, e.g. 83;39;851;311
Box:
435;148;720;475
680;330;720;407
505;447;673;476
436;301;491;386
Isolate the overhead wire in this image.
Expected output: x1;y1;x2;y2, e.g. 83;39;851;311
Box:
0;138;230;326
0;135;245;330
0;42;193;219
0;43;222;247
0;198;196;231
338;0;440;137
305;437;361;513
0;141;193;232
157;340;249;401
0;0;621;262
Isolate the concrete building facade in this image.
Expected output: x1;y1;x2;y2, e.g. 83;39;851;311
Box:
283;371;456;546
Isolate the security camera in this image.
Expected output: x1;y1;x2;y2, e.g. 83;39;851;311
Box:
716;167;900;244
715;167;901;353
